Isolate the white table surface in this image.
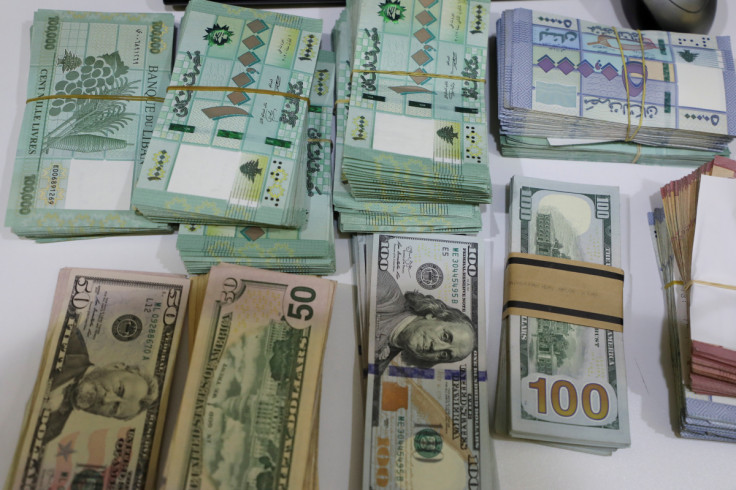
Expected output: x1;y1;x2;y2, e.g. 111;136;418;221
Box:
1;0;735;489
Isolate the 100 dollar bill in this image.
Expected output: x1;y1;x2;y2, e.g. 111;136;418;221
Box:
162;264;335;489
506;176;630;448
6;268;190;490
363;233;492;489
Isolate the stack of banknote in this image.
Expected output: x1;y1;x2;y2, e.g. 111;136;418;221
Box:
495;176;631;454
162;263;335;489
175;50;337;275
132;0;323;229
331;0;491;233
655;157;736;403
353;233;496;488
6;268;190;490
497;8;736;165
5;10;175;240
649;204;736;442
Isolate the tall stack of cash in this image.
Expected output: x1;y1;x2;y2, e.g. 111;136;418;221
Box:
495;176;631;454
5;268;190;490
497;8;736;165
355;233;495;488
649;200;736;442
5;10;175;240
654;158;736;406
132;0;323;229
175;50;337;275
162;263;335;489
331;6;483;234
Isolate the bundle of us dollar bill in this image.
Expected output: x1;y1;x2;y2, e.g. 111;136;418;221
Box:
162;263;335;489
175;50;337;275
330;8;483;234
356;233;495;488
495;176;631;454
5;9;174;240
497;8;736;165
5;268;190;490
132;0;324;229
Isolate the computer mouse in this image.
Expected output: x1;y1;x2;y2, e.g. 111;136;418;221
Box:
640;0;716;33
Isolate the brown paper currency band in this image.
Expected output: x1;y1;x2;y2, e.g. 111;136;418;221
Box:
26;94;165;103
503;252;624;332
166;85;310;103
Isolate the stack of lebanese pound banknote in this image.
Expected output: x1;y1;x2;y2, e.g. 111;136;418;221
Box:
497;8;736;166
353;233;496;488
331;0;490;233
132;0;323;229
5;9;175;241
650;157;736;441
495;176;631;454
5;268;190;490
161;263;335;489
175;50;337;275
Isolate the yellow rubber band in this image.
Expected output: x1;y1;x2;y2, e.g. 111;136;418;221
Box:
167;85;310;103
307;138;333;144
351;69;486;83
632;144;642;164
685;279;736;292
334;98;350;107
26;94;165;104
612;27;647;142
664;280;684;290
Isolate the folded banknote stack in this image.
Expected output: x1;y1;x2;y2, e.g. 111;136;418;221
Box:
6;268;190;490
175;50;337;275
5;10;175;240
331;0;491;233
163;263;335;489
352;233;496;488
497;8;736;166
495;176;631;455
650;156;736;441
132;0;324;230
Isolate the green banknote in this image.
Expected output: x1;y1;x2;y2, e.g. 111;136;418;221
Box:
329;7;482;233
501;176;630;449
363;233;494;489
5;10;175;240
6;268;190;490
132;0;323;228
162;264;335;489
175;50;336;275
341;0;491;204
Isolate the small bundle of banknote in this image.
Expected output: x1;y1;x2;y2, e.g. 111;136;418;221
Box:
161;263;335;489
650;157;736;441
6;10;175;240
353;233;496;488
497;8;736;165
5;268;190;490
175;50;337;275
495;176;631;454
132;0;324;229
331;0;491;233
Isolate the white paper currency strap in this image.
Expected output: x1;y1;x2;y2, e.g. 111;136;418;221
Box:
689;175;736;350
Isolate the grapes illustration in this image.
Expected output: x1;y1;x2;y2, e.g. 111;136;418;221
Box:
43;51;138;153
